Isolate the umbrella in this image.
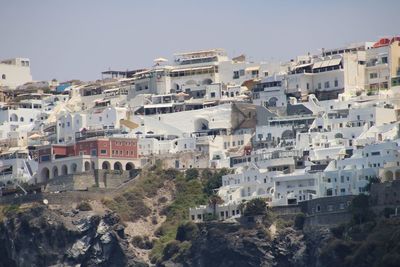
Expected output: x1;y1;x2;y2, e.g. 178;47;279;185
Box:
28;133;43;139
154;57;168;63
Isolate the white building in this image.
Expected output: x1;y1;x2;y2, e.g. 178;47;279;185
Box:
55;104;127;143
127;49;269;99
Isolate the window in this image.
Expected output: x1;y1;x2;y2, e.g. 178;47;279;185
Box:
91;149;97;156
370;73;378;79
210;92;216;98
40;155;50;162
324;81;330;88
334;79;338;87
100;149;107;155
306;83;309;90
318;83;321;89
382;57;388;64
316;205;321;212
1;74;5;79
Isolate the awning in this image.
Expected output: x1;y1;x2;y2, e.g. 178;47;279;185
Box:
144;103;175;108
103;88;119;93
329;58;342;66
293;63;312;70
170;66;214;73
245;66;260;72
312;61;323;69
313;58;342;69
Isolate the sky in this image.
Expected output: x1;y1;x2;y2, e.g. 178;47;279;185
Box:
0;0;399;82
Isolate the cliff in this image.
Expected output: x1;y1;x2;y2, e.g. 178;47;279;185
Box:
0;204;147;267
160;221;331;267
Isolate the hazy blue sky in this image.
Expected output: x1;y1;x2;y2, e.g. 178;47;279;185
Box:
1;0;399;82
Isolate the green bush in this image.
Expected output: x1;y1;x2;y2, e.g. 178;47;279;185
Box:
176;222;199;242
132;235;154;250
185;169;199;181
276;218;293;229
162;240;181;260
244;198;267;216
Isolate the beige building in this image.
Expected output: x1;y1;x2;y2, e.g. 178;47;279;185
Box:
365;37;400;91
0;58;32;89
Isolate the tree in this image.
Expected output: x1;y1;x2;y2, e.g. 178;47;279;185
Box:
349;194;375;224
185;168;199;181
208;194;224;218
201;168;213;181
238;201;246;215
203;168;230;196
364;176;380;192
244;198;267;216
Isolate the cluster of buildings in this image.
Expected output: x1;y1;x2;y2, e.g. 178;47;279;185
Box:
2;36;400;220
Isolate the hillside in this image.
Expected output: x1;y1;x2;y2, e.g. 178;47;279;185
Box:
1;168;400;267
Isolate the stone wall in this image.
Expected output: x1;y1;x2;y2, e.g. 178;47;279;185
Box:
304;211;352;229
43;169;139;192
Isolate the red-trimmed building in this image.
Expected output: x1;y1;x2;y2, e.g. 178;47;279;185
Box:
37;137;141;182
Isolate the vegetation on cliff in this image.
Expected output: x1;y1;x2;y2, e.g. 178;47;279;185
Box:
102;163;231;264
101;169;400;267
319;194;400;267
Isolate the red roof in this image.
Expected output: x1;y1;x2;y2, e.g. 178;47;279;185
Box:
372;36;400;48
373;38;391;48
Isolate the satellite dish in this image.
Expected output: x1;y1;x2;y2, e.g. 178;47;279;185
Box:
43;199;49;205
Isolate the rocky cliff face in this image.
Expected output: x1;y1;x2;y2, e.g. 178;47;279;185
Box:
162;222;332;267
0;205;147;267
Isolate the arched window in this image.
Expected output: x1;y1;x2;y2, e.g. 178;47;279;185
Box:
1;74;5;80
